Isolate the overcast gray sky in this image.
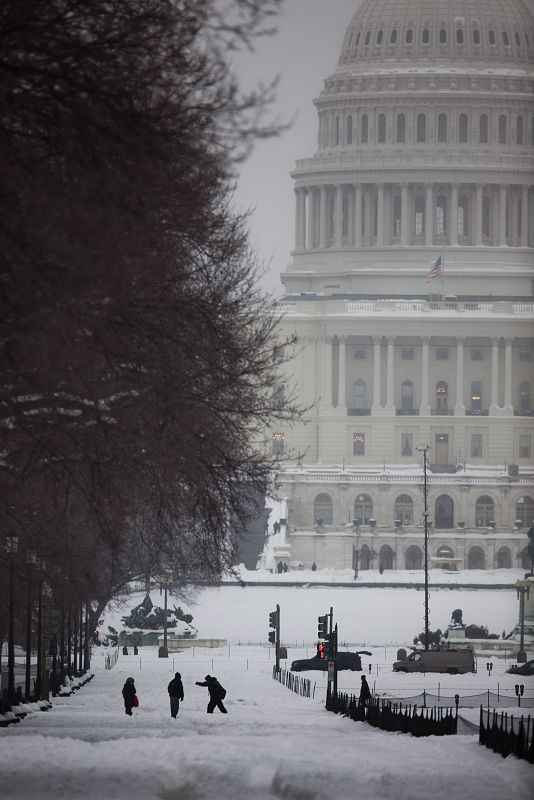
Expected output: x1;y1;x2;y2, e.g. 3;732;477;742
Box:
232;0;534;296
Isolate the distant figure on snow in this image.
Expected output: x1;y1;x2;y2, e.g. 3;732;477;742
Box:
359;674;371;706
167;672;184;719
195;674;227;714
122;676;137;716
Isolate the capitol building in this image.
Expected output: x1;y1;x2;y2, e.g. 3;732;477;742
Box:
267;0;534;574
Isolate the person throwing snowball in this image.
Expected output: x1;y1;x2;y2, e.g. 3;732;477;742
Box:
195;674;227;714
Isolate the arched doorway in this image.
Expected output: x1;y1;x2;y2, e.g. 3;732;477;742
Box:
353;494;373;525
379;544;394;571
405;545;423;570
496;547;511;569
359;544;371;570
435;495;454;528
467;546;485;570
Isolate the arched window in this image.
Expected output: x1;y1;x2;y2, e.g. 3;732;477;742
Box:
496;547;511;569
439;28;447;44
405;28;414;44
416;113;427;142
390;29;398;44
414;195;425;236
395;494;413;525
354;494;373;525
405;545;422;570
437;112;448;142
314;493;333;525
361;114;369;144
517;115;524;145
479;113;489;144
456;28;464;45
436;381;448;410
334;116;340;145
475;495;494;527
516;495;534;527
499;115;507;144
519;382;531;412
376;30;383;45
473;29;481;45
468;546;485;569
396;113;406;143
422;28;430;44
458;113;468;143
353;379;367;410
364;31;371;46
378;113;386;143
488;30;496;46
379;545;394;570
392;195;401;237
458;196;469;238
401;380;414;411
355;32;361;47
347;115;353;144
436;195;448;236
435;495;454;528
503;31;510;47
515;32;521;47
526;33;531;48
471;381;483;411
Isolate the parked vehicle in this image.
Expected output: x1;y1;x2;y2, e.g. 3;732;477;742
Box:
393;648;476;674
291;650;371;672
506;659;534;676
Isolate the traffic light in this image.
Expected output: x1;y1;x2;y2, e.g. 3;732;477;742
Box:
269;609;279;628
317;642;325;659
322;634;334;658
268;630;276;644
317;614;328;639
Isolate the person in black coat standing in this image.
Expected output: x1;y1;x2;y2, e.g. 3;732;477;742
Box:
195;674;227;714
359;674;371;706
122;676;137;716
167;672;184;719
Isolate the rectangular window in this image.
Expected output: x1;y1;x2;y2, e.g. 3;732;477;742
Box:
353;433;365;456
273;385;285;408
354;348;367;360
273;345;285;363
401;433;413;456
272;433;285;456
401;347;414;360
519;350;532;362
471;348;483;361
470;433;483;458
519;434;532;458
436;347;449;360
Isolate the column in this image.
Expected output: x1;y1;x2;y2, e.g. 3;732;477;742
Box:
401;182;409;245
338;336;347;409
377;183;384;246
499;185;508;246
420;337;430;416
450;184;458;246
347;189;355;246
425;183;433;246
454;337;465;414
307;187;316;250
294;189;301;250
335;184;343;247
372;336;382;413
322;336;333;410
385;336;395;412
474;184;483;246
354;184;363;247
521;186;529;248
299;188;307;250
319;186;327;249
364;188;372;246
504;338;513;411
490;338;500;413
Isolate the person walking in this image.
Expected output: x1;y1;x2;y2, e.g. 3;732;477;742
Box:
359;674;371;706
195;674;227;714
122;676;137;716
167;672;184;719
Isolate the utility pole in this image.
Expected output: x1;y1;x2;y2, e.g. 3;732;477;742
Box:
417;445;431;650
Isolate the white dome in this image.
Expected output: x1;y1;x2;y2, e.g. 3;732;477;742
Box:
339;0;534;68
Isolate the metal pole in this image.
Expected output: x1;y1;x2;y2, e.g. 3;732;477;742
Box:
25;569;32;700
275;603;280;673
163;585;168;650
417;445;431;650
7;555;15;702
35;577;43;697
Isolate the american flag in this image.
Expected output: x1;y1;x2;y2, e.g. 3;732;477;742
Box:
425;255;444;282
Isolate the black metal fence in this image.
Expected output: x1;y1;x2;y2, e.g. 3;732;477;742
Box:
377;689;534;709
272;666;315;698
326;689;458;737
479;708;534;763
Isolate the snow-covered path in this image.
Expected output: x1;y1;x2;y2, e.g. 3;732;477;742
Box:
1;650;532;800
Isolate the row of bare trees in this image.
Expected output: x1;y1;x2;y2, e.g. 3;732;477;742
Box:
0;0;296;658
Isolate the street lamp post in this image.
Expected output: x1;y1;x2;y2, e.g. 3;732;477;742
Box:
417;445;431;651
516;584;530;663
6;534;18;703
25;549;37;700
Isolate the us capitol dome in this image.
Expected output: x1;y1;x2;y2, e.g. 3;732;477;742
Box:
265;0;534;577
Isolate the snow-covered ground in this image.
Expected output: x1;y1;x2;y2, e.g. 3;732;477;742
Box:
1;581;533;800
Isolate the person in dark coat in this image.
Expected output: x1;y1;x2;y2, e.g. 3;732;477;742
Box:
122;676;137;716
359;674;371;706
195;674;227;714
167;672;184;719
